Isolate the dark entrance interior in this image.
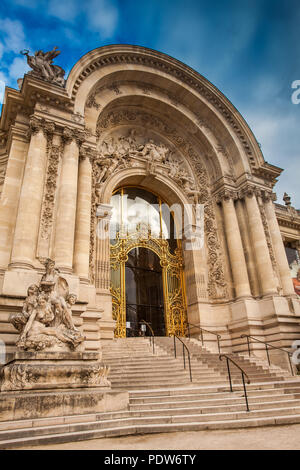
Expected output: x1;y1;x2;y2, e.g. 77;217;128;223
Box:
125;247;165;337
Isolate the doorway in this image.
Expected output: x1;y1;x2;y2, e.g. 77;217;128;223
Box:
125;247;165;337
110;186;188;338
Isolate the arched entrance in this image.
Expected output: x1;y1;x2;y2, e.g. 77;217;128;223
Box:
125;247;165;337
110;187;187;338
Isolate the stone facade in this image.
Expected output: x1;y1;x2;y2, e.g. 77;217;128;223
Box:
0;44;299;358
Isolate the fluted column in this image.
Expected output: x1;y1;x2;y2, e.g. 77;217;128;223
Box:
220;193;251;298
235;199;260;297
243;188;278;295
264;193;295;295
0;126;29;269
73;149;92;281
54;128;84;271
10;117;52;268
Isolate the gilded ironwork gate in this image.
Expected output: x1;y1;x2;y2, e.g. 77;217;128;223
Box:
110;231;187;338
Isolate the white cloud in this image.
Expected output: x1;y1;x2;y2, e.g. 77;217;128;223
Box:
46;0;119;38
0;72;8;105
0;18;27;54
47;0;80;22
0;42;4;61
8;57;30;80
245;110;300;208
86;0;119;38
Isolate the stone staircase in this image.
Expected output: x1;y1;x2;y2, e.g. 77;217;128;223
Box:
0;336;300;448
155;337;291;385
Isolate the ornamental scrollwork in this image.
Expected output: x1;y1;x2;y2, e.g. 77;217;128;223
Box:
40;142;61;241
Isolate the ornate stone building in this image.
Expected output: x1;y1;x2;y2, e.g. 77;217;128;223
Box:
0;44;299;356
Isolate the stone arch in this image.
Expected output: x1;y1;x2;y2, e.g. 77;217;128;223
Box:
67;45;265;179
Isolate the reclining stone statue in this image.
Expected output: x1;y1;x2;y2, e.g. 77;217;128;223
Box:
10;259;84;352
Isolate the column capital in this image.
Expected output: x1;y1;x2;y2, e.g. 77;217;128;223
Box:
261;190;277;203
214;188;238;204
27;116;56;140
62;127;86;147
79;145;97;164
238;184;262;200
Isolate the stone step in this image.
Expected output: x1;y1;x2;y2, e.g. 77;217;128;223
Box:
1;387;299;432
128;398;300;414
129;393;300;409
129;387;300;404
103;358;180;365
2;406;300;449
108;370;219;378
3;413;300;449
109;376;284;388
107;365;211;373
128;380;300;397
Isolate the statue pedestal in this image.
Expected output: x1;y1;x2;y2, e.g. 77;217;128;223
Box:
0;351;110;392
0;352;129;423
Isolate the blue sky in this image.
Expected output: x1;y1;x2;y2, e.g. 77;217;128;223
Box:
0;0;299;207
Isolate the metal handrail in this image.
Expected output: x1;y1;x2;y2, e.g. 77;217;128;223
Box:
173;335;192;382
241;334;294;376
219;354;251;412
187;322;222;354
140;319;155;354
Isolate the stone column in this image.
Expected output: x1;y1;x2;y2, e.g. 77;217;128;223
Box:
235;199;260;297
10;117;53;268
54;128;84;272
73;149;92;281
264;193;295;295
0;124;29;269
243;188;278;295
221;194;251;298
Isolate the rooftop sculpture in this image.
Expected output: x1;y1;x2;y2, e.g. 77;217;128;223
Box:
20;46;65;87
